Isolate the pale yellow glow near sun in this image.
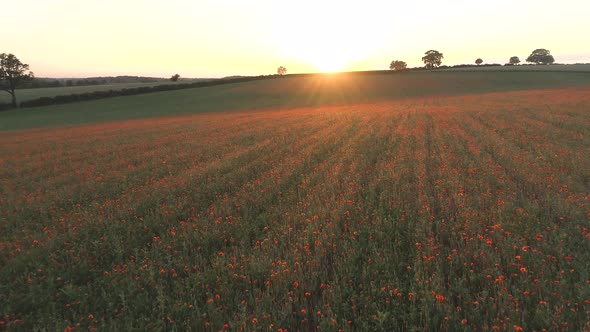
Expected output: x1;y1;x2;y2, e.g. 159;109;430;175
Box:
315;58;347;73
3;0;590;77
272;2;390;73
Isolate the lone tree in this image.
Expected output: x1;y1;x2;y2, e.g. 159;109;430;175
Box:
422;50;443;69
475;58;483;66
389;60;407;71
170;74;180;82
0;53;34;107
509;56;521;65
277;66;287;76
526;49;555;65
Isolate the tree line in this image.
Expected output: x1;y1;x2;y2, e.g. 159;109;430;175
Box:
388;48;557;71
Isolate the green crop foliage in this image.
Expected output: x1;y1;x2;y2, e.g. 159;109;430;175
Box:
0;74;589;331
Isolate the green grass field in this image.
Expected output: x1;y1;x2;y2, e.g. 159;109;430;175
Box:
1;71;590;131
1;72;589;331
0;81;184;105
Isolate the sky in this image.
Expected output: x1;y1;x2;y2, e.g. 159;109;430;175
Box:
2;0;589;78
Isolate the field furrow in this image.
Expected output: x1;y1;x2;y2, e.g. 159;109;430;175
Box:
1;87;589;331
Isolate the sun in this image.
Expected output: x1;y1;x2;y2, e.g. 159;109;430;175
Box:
275;30;360;73
271;2;388;73
311;54;349;73
276;31;369;73
316;62;343;73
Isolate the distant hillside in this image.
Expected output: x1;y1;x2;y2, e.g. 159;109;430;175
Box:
2;70;590;130
21;76;216;89
81;76;216;84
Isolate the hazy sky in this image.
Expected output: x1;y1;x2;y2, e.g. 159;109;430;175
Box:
3;0;589;78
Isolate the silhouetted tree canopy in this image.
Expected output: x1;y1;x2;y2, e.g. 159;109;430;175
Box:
509;56;521;65
277;66;287;76
422;50;443;69
389;60;407;71
526;49;555;65
475;58;483;66
170;74;180;82
0;53;34;107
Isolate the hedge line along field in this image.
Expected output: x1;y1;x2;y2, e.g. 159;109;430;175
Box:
3;71;590;131
0;81;182;105
1;86;589;331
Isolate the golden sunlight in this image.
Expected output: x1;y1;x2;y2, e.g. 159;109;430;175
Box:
272;2;389;73
310;54;350;72
316;62;344;73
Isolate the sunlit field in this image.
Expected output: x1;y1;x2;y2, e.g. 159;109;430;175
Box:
1;85;588;330
2;65;588;107
2;71;590;131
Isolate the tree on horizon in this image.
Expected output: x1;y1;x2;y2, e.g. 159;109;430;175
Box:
277;66;287;76
422;50;444;69
509;56;521;65
389;60;407;71
0;53;34;107
475;58;483;66
526;49;555;65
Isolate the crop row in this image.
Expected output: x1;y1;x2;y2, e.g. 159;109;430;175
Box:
0;88;588;331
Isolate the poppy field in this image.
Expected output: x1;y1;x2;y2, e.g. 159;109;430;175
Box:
0;86;589;331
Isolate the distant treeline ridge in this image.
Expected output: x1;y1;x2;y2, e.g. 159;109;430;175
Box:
20;76;169;89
